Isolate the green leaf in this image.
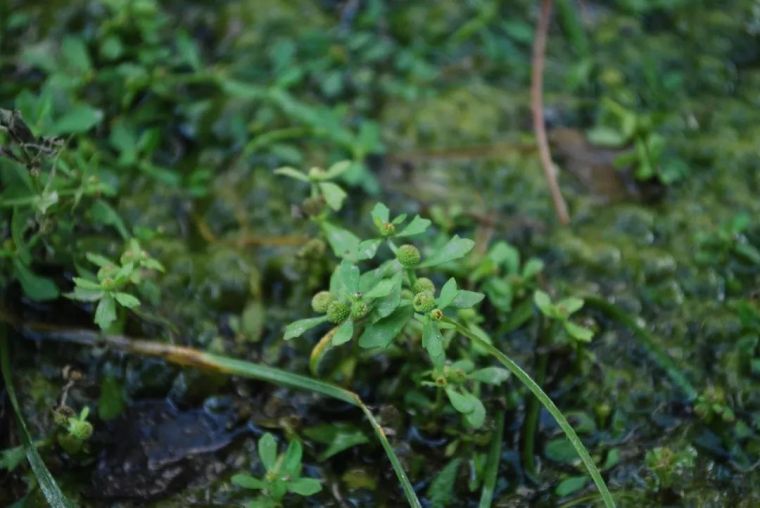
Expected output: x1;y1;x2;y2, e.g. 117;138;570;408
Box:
72;276;102;290
444;387;476;414
555;475;588;497
557;297;584;315
232;473;267;490
420;236;475;267
114;292;140;309
288;477;322;496
52;104;102;135
374;272;403;318
564;321;594;342
323;160;352;179
358;305;412;349
533;290;555;317
363;278;396;300
522;258;544;278
451;290;484;309
464;396;486;428
397;215;431;237
258;433;278;471
66;286;103;302
94;294;117;330
334;261;360;296
355;239;382;261
61;36;91;73
469;367;510;385
319;182;347;211
331;320;354;346
282;440;303;476
1;332;76;508
283;316;328;340
438;278;458;308
322;222;361;259
422;318;445;367
370;202;390;225
427;458;461;508
13;259;59;301
274;166;309;182
545;438;577;464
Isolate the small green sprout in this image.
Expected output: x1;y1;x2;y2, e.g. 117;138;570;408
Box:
645;445;697;491
54;406;93;455
232;433;321;508
694;386;735;423
66;239;164;330
533;290;594;344
275;160;352;212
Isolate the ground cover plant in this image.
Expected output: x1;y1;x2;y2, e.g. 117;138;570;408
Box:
1;1;760;507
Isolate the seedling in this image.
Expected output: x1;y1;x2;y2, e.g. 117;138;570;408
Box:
53;406;93;455
232;433;322;508
533;290;594;344
66;239;163;330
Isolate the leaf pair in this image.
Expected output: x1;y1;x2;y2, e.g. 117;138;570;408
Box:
232;433;321;506
533;291;594;343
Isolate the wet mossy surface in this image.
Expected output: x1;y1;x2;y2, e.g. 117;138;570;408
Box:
1;1;760;506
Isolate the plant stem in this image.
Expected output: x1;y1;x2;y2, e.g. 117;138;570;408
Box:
1;315;422;508
478;409;505;508
445;318;616;508
531;0;570;224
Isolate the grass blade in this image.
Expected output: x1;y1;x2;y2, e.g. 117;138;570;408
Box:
0;326;74;508
478;410;505;508
446;319;616;508
0;316;422;508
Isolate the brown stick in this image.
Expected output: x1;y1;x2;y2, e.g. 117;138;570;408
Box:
531;0;570;224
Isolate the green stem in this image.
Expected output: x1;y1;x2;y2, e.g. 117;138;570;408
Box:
0;317;421;508
445;318;616;508
478;409;505;508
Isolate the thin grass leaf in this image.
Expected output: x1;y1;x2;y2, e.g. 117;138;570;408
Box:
445;319;616;508
0;329;75;508
478;410;505;508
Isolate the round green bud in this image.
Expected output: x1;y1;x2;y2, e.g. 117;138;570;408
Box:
396;244;421;268
401;289;415;301
413;291;436;313
326;300;351;323
413;277;435;294
351;300;370;320
380;222;396;236
308;167;326;180
311;291;334;314
430;308;444;321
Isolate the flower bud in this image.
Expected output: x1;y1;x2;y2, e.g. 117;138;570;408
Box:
326;300;350;323
380;222;396;236
351;300;370;320
396;244;421;268
413;277;435;294
413;291;436;313
311;291;334;313
430;308;444;321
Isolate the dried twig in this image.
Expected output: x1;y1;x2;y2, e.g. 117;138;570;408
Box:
531;0;570;224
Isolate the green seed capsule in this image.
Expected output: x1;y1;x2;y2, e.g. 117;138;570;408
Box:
327;301;350;323
397;244;421;268
413;277;435;294
413;291;436;313
311;291;334;313
430;308;444;321
351;300;370;320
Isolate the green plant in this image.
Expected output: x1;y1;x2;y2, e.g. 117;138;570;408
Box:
66;239;164;330
278;163;615;507
533;290;594;345
53;406;93;455
231;433;321;508
586;98;687;184
645;445;697;491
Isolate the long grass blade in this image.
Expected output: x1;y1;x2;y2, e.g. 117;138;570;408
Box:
0;316;422;508
446;318;616;508
0;326;74;508
478;409;505;508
